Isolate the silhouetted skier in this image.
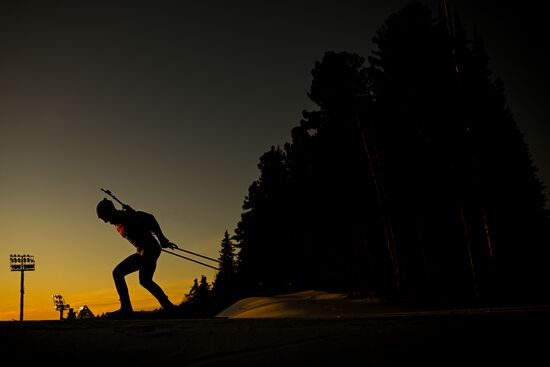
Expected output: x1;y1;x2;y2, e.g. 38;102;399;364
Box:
96;198;176;318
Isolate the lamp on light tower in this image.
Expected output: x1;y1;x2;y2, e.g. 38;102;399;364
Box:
52;294;70;320
9;254;36;321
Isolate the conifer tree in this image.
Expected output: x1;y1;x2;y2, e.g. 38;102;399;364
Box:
212;230;237;302
184;278;199;304
197;275;211;302
185;275;211;304
234;146;292;295
296;51;387;292
366;0;465;300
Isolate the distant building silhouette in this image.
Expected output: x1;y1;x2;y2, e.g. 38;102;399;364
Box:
76;305;95;319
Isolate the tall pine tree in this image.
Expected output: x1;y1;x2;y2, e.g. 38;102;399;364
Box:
212;230;238;303
234;146;292;295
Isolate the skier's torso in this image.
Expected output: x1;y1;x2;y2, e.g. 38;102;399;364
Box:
115;210;160;251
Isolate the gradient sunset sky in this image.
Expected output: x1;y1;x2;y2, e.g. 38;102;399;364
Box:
1;0;547;320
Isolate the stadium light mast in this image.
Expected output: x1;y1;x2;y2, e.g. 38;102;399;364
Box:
9;254;36;321
52;295;70;320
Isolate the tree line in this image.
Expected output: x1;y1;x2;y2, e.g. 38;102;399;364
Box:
183;1;550;313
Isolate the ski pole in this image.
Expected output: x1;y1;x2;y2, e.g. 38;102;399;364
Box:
162;249;219;270
169;244;221;264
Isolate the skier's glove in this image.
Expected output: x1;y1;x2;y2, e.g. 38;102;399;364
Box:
162;241;178;250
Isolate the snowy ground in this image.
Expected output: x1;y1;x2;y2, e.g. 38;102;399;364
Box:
1;290;548;366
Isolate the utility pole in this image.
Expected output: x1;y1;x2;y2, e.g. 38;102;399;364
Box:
9;254;36;321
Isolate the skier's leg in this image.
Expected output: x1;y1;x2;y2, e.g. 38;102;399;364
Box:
139;247;174;309
112;253;141;312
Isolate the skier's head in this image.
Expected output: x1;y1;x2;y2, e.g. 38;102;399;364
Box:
96;198;118;223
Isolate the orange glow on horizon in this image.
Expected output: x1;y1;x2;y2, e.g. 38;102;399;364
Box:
0;270;202;321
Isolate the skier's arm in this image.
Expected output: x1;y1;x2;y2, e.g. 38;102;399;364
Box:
148;213;175;248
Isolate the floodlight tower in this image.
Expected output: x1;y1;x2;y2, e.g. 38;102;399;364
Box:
52;294;71;320
9;254;36;321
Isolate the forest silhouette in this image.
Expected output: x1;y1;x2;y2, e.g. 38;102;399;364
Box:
186;1;550;315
